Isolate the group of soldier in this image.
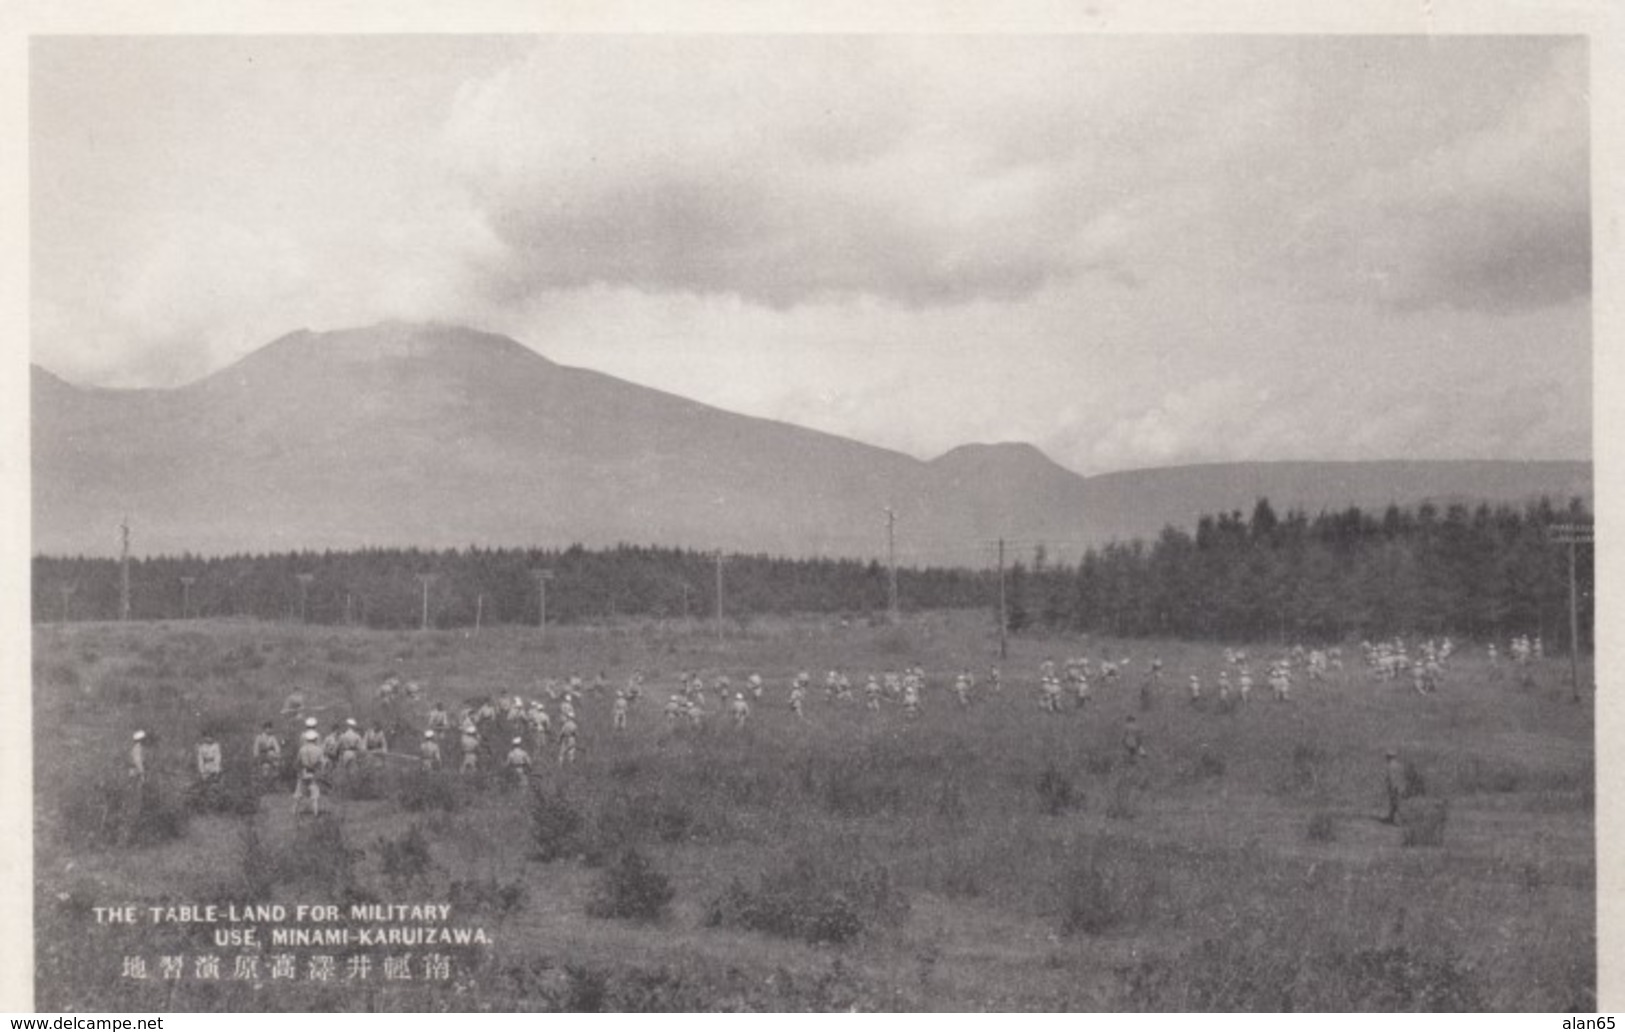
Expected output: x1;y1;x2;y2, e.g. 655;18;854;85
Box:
123;633;1559;820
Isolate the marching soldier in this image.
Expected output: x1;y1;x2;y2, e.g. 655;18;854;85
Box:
505;736;533;786
252;721;282;779
337;719;364;775
293;729;325;817
363;722;389;767
195;732;223;783
459;723;481;774
128;730;148;785
612;692;629;731
729;692;751;728
558;717;579;765
419;729;443;771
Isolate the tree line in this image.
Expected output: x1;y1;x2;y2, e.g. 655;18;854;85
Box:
31;544;990;629
1008;496;1592;646
32;495;1590;646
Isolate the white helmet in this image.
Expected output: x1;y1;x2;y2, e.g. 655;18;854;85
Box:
304;716;319;729
302;729;319;742
424;730;435;739
512;737;522;745
132;730;146;741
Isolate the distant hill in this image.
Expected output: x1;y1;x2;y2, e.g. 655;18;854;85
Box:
31;322;1592;561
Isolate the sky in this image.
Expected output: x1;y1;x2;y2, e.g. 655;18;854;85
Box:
29;33;1591;476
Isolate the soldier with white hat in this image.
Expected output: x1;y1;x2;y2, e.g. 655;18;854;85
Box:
293;729;325;817
505;736;533;786
419;729;442;771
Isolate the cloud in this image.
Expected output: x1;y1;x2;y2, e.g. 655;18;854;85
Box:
438;37;1226;309
1280;42;1589;314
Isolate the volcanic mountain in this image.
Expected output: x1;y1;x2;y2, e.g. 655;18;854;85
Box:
31;322;1593;560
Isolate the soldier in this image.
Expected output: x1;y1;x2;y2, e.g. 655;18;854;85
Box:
376;676;397;703
505;736;532;787
252;721;282;779
748;673;765;700
954;671;972;708
1122;715;1146;765
1216;671;1232;712
419;730;442;771
280;687;307;717
459;723;481;775
337;719;364;775
293;729;325;817
195;732;223;783
427;701;451;734
1237;667;1253;704
404;679;423;702
685;697;705;729
865;674;883;711
989;666;1002;693
665;694;684;721
128;730;148;784
558;717;579;765
530;700;552;740
1188;675;1202;704
902;683;921;721
730;692;751;729
612;692;629;731
1074;667;1092;709
1041;675;1063;713
1487;642;1499;666
789;683;806;720
321;722;342;774
363;722;389;767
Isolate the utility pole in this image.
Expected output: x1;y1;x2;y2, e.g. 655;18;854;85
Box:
884;507;899;624
988;539;1001;663
59;583;75;624
179;576;196;619
531;569;554;632
119;516;131;622
295;573;315;624
997;538;1008;660
1550;522;1593;702
344;592;353;627
714;550;725;642
474;593;484;635
416;573;437;632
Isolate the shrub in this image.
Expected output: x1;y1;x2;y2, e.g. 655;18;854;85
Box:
1339;945;1481;1010
61;775;190;849
1036;764;1079;816
1399;798;1448;847
448;877;527;918
823;767;902;818
704;854;907;945
1454;756;1521;794
530;788;587;862
398;769;459;813
1104;776;1138;820
185;772;261;817
1058;845;1167;937
376;824;435;890
1290;743;1325;793
1195;751;1226;780
587;848;675;922
1403;761;1427;799
1307;812;1337;842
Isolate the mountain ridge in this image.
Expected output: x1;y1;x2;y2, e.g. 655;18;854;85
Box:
31;322;1592;560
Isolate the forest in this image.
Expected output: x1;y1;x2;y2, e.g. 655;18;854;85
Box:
32;496;1591;646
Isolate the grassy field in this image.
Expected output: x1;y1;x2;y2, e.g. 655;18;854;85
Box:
32;612;1595;1011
